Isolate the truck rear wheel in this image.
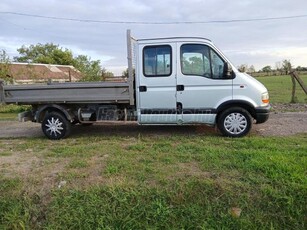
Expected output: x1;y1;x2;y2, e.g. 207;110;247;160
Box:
217;107;252;137
42;112;71;140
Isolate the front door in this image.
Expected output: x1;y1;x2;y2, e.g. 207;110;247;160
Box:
176;43;233;124
137;43;177;124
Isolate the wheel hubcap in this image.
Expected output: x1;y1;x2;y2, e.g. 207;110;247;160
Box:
224;113;247;135
45;117;63;137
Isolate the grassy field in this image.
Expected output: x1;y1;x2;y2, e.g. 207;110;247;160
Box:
0;75;306;229
256;75;307;103
0;134;306;229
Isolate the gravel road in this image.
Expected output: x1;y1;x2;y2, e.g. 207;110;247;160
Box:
0;112;306;138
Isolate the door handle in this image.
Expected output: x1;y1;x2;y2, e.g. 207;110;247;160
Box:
177;85;184;91
139;86;147;92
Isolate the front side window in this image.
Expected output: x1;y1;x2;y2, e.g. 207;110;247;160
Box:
210;49;225;79
181;44;211;77
143;45;171;77
181;44;226;79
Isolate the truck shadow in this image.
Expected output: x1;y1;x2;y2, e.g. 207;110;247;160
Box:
70;123;219;138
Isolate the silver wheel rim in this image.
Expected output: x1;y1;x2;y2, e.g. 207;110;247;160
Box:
45;117;64;137
224;112;247;135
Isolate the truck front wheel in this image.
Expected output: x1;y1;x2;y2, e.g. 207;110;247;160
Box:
217;107;252;137
42;112;71;140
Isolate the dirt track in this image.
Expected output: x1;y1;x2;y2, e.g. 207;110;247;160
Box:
0;112;306;138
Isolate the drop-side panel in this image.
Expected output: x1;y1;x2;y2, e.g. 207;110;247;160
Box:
2;82;130;104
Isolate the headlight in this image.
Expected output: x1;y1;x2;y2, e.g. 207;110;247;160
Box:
261;92;269;105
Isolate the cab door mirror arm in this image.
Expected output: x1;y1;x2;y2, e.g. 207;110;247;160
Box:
224;63;235;79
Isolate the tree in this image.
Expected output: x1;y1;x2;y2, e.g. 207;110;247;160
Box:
73;55;102;81
262;65;272;75
248;65;255;73
238;64;248;73
75;55;114;81
14;43;75;65
282;59;292;75
0;50;13;84
122;68;128;78
275;61;282;71
103;70;114;78
296;66;307;71
122;68;135;79
14;43;110;81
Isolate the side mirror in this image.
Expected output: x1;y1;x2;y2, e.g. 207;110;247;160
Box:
224;63;234;78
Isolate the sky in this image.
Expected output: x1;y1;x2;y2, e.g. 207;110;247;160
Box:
1;0;307;75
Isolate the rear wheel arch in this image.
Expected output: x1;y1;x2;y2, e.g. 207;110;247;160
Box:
35;104;73;123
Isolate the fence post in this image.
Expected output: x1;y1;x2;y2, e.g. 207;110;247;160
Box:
290;74;297;103
289;71;307;103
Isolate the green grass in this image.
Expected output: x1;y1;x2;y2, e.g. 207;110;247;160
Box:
0;104;31;113
0;134;306;229
67;159;89;169
0;104;31;121
256;75;307;103
0;113;18;121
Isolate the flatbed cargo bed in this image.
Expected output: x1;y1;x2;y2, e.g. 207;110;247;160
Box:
1;81;130;105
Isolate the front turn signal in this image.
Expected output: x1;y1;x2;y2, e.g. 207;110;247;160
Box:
261;92;269;104
262;99;269;104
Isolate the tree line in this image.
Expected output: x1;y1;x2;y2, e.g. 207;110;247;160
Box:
0;43;116;83
238;60;307;77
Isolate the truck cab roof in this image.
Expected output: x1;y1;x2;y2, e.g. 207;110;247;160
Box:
137;37;212;45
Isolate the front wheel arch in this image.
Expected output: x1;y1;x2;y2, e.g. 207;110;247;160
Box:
217;107;253;137
216;101;257;120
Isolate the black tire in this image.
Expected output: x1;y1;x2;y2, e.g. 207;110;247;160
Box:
217;107;252;137
42;112;71;140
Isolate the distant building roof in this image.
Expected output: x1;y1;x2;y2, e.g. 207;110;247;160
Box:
5;62;83;82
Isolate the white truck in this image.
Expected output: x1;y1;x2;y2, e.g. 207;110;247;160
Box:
0;30;270;139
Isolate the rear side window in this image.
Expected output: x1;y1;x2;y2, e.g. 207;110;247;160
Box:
143;45;172;77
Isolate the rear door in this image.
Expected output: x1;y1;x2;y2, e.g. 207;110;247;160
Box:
137;42;177;124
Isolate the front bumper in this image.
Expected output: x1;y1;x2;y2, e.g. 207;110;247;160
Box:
255;105;271;124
